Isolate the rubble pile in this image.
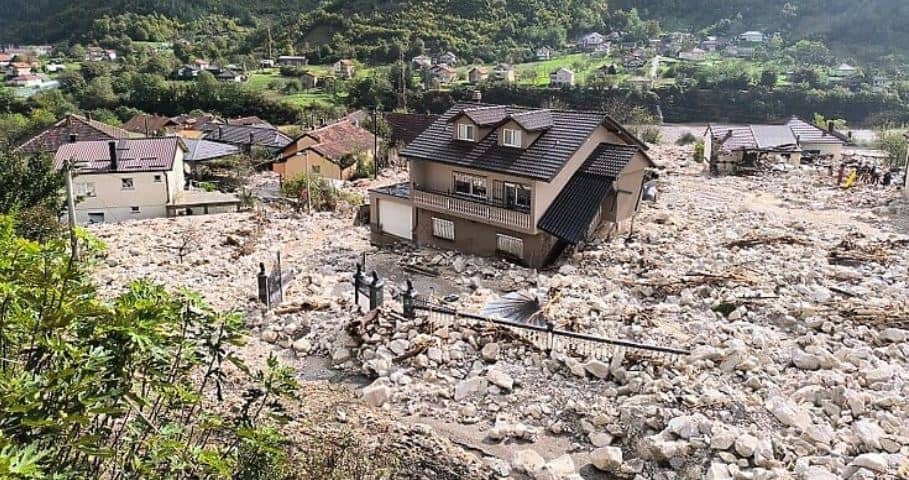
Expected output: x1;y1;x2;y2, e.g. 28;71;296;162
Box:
89;146;909;479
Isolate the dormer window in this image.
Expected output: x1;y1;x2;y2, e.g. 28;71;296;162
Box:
457;123;476;141
502;128;522;148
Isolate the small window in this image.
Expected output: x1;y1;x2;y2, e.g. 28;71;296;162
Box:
453;172;487;199
130;206;140;214
311;165;321;174
504;182;531;209
502;128;522;148
457;123;476;141
121;178;134;190
432;218;455;240
88;213;104;224
153;175;162;182
497;234;524;257
77;182;96;197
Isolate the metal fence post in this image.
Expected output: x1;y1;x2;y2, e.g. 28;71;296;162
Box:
402;279;415;319
257;263;269;307
369;270;384;311
354;263;365;309
545;320;555;356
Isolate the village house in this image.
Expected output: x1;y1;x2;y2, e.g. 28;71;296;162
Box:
277;56;307;67
437;51;458;66
739;31;765;43
302;71;319;89
259;59;275;68
175;64;202;79
411;55;433;69
7;62;33;76
493;63;516;83
701;36;720;51
45;62;66;73
592;43;612;57
333;59;356;79
273;119;377;181
85;47;117;62
15;114;137;155
430;64;457;84
122;114;180;136
678;48;707;62
192;58;210;70
704;117;851;174
535;46;553;61
0;54;11;67
201;124;292;154
468;66;489;84
833;63;858;77
622;53;647;69
368;103;654;267
7;74;45;87
55;137;239;223
577;32;606;51
549;68;575;87
384;112;440;163
217;69;246;82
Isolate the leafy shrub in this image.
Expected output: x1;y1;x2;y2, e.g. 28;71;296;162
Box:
281;172;339;211
637;126;662;145
693;139;705;163
676;132;698;145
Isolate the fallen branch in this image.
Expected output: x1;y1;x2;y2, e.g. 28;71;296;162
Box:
725;235;809;249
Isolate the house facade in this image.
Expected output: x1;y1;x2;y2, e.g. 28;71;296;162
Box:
334;59;356;78
739;31;765;43
15;114;137;155
493;63;515;82
431;64;457;84
368;104;653;267
535;47;553;61
274;119;377;181
411;55;432;69
678;48;706;62
438;52;458;65
277;56;308;67
577;32;606;51
468;66;489;84
549;68;575;87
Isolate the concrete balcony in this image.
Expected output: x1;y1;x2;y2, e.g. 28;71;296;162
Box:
412;187;533;232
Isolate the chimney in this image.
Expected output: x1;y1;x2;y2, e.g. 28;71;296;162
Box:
795;134;801;146
108;141;118;171
69;133;78;143
218;126;223;139
248;132;255;146
472;89;482;103
827;120;834;133
848;131;853;141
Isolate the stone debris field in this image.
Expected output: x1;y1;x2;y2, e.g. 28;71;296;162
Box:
88;144;909;480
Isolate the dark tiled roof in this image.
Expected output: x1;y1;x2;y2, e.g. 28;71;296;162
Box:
454;105;507;126
227;116;272;127
538;143;643;244
786;117;850;145
708;125;757;151
16;114;137;155
202;124;292;149
509;110;553;131
303;120;376;162
751;125;797;149
54;137;183;173
183;139;241;161
403;103;644;181
385;113;440;145
583;143;642;177
538;174;614;244
122;114;176;135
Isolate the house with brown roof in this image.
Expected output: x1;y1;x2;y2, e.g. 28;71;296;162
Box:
493;63;516;83
368;103;654;267
15;114;138;155
274;119;377;181
122;114;180;136
430;64;457;84
333;59;356;79
54;137;239;223
704;117;851;174
302;70;319;88
468;66;489;84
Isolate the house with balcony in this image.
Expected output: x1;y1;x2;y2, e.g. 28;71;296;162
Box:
368;103;654;267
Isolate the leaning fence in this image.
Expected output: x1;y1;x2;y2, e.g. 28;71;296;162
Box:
398;281;689;361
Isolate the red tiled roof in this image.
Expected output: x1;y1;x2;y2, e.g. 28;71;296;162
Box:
288;120;376;163
54;137;185;173
15;114;138;155
122;114;177;134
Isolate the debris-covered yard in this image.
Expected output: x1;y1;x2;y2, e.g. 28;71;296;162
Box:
88;145;909;479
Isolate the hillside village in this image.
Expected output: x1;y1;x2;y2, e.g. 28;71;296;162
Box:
4;3;909;478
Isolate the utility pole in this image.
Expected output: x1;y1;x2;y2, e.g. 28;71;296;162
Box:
63;158;78;259
903;132;909;197
400;50;407;113
373;105;379;180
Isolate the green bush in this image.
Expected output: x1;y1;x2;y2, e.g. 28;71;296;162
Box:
281;172;339;211
676;132;698;145
693;139;705;163
637;126;662;145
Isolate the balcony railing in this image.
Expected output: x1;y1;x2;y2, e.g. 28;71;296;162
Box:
412;187;532;231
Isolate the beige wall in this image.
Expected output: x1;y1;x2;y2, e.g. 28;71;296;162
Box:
802;142;843;160
73;171;170;223
451;117;493;141
411;160;535;213
282;151;344;180
532;126;627;225
612;153;649;222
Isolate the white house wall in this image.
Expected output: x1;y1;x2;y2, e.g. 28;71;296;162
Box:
73;171;171;224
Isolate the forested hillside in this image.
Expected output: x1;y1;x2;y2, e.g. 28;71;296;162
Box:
612;0;909;60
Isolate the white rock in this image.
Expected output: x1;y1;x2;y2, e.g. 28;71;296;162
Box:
261;329;278;343
734;434;758;458
584;360;610;379
801;466;838;480
512;449;545;474
766;396;811;430
849;453;888;472
589;432;613;448
591;446;622;472
487;367;514;391
426;347;443;363
387;339;410;356
879;328;908;343
853;420;885;450
710;427;736;450
667;415;702;439
292;338;311;353
453;377;488;401
641;436;689;463
535;454;575;480
331;347;351;363
791;350;821;370
481;342;500;362
361;382;391;407
706;462;732;480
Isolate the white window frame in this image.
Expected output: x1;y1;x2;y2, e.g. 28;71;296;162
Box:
502;128;522;148
496;234;524;258
76;182;96;197
121;178;135;190
503;181;531;209
457;123;476;141
453;172;487;199
432;218;455;240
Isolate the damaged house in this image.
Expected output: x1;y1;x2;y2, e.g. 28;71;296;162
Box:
704;117;851;174
369;103;654;267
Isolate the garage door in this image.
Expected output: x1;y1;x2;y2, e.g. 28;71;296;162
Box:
378;199;412;240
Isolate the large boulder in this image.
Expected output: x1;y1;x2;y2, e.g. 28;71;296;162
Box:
512;449;545;475
454;377;488;401
766;396;811;430
487;367;514;391
590;446;622;472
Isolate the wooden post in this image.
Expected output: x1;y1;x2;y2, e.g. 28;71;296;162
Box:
64;159;78;259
